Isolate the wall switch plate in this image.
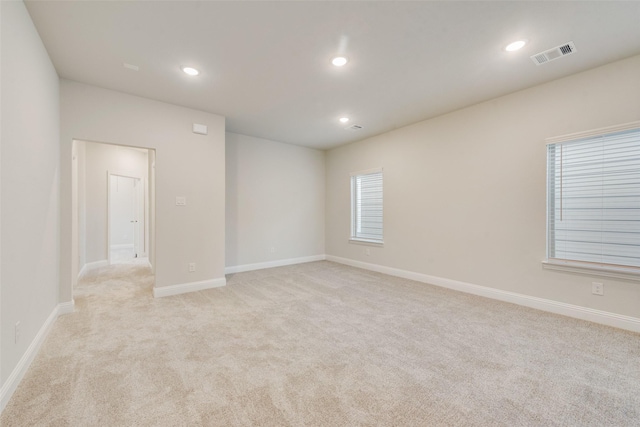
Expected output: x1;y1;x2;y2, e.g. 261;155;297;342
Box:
176;196;186;206
189;262;196;272
592;282;604;296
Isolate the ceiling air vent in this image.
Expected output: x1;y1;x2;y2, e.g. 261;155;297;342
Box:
347;124;363;131
531;41;576;65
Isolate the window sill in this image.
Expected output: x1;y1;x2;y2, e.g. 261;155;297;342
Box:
542;259;640;282
349;238;384;247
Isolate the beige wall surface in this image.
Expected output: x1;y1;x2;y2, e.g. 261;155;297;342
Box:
80;142;149;264
1;1;60;384
226;132;325;267
326;55;640;318
60;80;225;297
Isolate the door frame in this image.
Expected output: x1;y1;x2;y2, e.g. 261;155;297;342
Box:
71;139;156;299
107;170;146;265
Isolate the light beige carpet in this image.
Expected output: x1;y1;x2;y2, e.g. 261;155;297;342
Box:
1;261;639;426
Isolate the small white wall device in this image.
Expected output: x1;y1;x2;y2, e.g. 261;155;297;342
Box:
192;123;208;135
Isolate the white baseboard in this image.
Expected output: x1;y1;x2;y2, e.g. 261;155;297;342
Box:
78;259;108;277
57;300;75;315
0;301;73;413
225;254;326;275
326;255;640;333
153;277;227;298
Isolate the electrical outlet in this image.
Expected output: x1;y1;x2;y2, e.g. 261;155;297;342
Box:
592;282;604;296
15;321;21;344
189;262;196;272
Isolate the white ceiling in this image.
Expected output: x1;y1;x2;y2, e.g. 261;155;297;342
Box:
25;1;640;150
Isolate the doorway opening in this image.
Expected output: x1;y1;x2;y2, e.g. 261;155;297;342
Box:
108;173;145;264
73;139;156;291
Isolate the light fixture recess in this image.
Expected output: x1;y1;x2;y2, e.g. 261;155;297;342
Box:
339;117;350;123
181;66;200;76
505;40;527;52
332;56;348;67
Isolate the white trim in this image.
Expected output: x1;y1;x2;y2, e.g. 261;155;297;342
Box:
542;259;640;282
349;238;384;246
78;259;108;277
349;167;383;177
225;255;326;275
326;255;640;333
0;302;72;413
153;277;227;298
57;300;75;315
545;120;640;144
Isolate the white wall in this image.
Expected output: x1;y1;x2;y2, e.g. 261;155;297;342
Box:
326;54;640;319
226;133;325;268
1;0;60;386
60;80;225;295
80;142;148;264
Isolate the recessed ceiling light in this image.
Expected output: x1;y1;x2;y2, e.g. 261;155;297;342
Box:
505;40;527;52
181;66;199;76
339;117;350;123
332;57;348;67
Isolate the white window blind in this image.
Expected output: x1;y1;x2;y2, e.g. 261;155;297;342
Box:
546;125;640;270
351;169;383;243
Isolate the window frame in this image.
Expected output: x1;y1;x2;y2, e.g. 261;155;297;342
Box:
350;168;384;245
543;121;640;281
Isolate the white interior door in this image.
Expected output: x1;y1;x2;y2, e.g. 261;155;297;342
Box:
109;175;143;263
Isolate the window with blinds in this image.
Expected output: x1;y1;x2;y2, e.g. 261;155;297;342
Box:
351;169;383;243
546;124;640;271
